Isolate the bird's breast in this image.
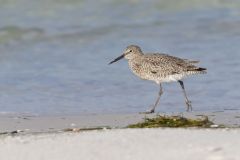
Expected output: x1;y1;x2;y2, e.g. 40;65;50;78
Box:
128;61;142;75
128;60;151;81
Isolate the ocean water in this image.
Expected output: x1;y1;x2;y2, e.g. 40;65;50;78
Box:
0;0;240;115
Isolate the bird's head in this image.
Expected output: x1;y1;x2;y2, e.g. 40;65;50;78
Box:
109;45;143;64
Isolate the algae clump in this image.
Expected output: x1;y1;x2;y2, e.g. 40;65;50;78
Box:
127;115;214;128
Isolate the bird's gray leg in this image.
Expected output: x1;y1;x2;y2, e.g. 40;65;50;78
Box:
178;80;192;111
140;83;163;114
151;83;163;112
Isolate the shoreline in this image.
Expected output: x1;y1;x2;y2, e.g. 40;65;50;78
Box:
1;111;240;160
0;110;240;134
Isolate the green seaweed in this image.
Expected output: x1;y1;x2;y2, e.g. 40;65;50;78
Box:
63;126;111;132
127;115;214;128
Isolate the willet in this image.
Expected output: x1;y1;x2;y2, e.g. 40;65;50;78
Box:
109;45;207;113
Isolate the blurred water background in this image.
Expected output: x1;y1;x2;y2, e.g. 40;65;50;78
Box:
0;0;240;115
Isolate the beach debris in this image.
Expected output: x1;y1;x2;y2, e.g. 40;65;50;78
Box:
0;130;24;135
127;115;215;128
63;126;111;132
210;124;219;128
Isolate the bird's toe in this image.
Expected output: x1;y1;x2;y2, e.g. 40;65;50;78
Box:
139;109;155;114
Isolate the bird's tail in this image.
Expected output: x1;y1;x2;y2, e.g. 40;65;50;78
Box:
195;67;207;72
187;67;207;75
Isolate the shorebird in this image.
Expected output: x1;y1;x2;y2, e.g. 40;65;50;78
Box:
109;45;206;114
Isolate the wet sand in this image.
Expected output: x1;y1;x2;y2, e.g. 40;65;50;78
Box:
0;110;240;134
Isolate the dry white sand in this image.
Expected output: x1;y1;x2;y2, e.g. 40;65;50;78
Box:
0;128;240;160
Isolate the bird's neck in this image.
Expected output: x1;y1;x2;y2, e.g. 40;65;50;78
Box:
128;53;143;61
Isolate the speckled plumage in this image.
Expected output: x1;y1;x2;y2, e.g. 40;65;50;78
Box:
128;52;206;84
109;45;207;113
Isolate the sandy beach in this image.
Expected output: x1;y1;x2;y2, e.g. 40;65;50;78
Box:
0;110;240;160
0;128;240;160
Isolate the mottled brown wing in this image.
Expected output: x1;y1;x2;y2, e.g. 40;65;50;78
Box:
142;53;203;77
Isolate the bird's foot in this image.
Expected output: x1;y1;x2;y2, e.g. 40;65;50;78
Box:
139;108;155;114
186;100;192;112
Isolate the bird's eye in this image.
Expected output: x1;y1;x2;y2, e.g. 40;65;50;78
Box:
129;50;132;52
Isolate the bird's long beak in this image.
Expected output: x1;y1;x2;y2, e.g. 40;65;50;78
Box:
108;54;125;65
